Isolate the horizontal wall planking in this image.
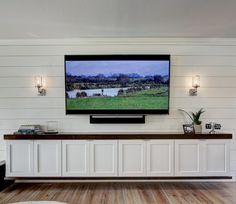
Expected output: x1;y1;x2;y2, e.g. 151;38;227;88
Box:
0;124;183;133
0;56;63;67
0;77;64;88
0;127;184;134
177;108;236;119
0;126;185;133
4;108;236;119
0;108;236;121
1;38;236;46
0;88;64;98
171;77;236;88
0;98;64;109
0;109;65;119
1;76;236;88
2;55;236;67
0;67;64;77
0;120;65;130
173;66;236;77
171;98;236;108
0;111;185;126
199;119;236;130
170;88;236;98
171;56;236;66
2;44;236;56
0;108;235;125
0;109;172;119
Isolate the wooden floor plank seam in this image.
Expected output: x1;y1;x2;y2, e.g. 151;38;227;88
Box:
158;183;172;204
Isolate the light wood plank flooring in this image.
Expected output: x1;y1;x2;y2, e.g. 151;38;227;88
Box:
0;182;236;204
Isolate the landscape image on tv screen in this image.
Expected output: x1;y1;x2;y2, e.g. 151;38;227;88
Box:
65;58;170;113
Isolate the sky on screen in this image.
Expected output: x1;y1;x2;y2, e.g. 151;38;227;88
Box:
66;60;169;77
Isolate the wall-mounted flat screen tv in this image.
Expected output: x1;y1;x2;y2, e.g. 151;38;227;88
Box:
65;55;170;114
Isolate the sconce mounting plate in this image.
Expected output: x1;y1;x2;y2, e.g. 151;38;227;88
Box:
189;88;197;96
38;87;46;96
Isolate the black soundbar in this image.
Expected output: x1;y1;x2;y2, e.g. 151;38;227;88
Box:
90;115;145;124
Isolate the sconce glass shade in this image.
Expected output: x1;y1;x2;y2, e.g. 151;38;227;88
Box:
35;76;43;88
34;76;46;96
192;75;200;88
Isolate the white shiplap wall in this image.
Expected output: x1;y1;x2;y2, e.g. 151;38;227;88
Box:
0;38;236;178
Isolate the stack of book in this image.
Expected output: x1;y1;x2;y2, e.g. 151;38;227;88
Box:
14;125;43;135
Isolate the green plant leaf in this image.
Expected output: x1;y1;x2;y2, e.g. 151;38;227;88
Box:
178;109;194;122
179;108;205;125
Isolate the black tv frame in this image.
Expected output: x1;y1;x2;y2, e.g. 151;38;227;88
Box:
65;55;170;115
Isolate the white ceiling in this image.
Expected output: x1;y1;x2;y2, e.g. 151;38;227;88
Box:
0;0;236;39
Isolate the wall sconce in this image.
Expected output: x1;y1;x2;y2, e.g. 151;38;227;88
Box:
189;75;200;96
35;76;46;96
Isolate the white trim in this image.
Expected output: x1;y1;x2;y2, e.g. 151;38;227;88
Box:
1;38;236;46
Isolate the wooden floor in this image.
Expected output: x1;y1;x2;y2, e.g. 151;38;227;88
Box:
1;182;236;204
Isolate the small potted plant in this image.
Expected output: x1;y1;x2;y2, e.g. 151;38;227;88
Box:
178;108;205;133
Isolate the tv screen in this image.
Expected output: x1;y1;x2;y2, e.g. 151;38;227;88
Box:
65;55;170;114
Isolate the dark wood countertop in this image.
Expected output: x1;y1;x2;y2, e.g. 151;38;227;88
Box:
4;132;233;140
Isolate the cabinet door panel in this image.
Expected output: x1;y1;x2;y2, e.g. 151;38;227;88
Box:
175;140;203;176
6;141;33;177
204;140;230;176
147;140;174;176
62;140;89;176
34;140;61;176
90;140;117;176
119;140;146;176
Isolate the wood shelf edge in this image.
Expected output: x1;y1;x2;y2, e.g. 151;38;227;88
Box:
4;133;233;140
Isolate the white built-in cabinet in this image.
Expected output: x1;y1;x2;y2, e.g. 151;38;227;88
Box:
6;140;34;177
119;140;146;176
34;140;61;176
5;139;230;178
204;140;230;176
147;140;174;176
119;140;174;177
175;139;230;177
62;140;89;177
175;140;202;176
62;140;117;177
90;140;117;176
